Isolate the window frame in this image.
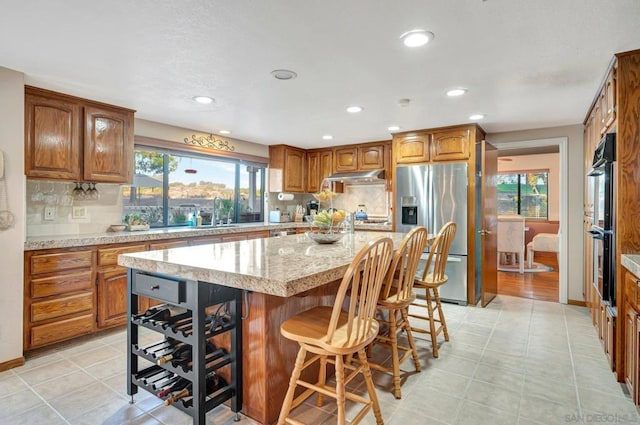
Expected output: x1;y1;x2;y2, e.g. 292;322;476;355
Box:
496;169;550;220
126;136;268;228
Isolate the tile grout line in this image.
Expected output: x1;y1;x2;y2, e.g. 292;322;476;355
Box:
12;371;73;425
564;304;585;425
450;297;506;424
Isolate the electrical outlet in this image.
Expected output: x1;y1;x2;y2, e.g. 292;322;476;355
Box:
43;206;56;221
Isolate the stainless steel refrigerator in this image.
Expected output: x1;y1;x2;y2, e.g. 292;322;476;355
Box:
395;163;468;305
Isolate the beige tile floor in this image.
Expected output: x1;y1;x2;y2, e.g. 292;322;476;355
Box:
1;295;638;424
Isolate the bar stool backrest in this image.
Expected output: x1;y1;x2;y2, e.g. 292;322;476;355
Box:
325;237;394;347
419;222;457;285
380;226;429;300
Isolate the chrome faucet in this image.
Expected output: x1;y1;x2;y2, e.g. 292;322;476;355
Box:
212;197;222;227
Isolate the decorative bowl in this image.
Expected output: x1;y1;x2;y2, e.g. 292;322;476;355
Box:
305;229;344;244
305;213;346;244
109;224;126;232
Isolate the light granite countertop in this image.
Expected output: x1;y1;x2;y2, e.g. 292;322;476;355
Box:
118;231;406;297
622;254;640;277
24;222;393;251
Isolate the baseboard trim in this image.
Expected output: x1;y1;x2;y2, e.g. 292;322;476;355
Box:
0;356;25;372
568;299;587;307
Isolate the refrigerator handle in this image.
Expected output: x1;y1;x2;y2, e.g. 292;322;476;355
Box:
427;166;433;233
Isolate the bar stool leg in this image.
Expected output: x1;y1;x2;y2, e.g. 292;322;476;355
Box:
401;307;421;372
425;288;439;358
277;346;307;425
335;354;346;425
316;355;327;407
358;349;384;425
434;288;449;341
388;309;402;399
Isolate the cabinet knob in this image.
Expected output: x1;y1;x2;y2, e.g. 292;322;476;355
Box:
151;285;160;290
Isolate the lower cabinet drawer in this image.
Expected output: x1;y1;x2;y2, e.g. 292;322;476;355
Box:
31;292;93;322
30;314;94;348
31;270;92;299
134;273;185;304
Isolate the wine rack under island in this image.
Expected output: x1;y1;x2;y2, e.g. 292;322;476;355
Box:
126;269;243;425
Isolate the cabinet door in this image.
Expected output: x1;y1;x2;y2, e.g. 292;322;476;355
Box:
605;306;615;370
283;147;305;193
394;134;430;164
604;67;616;128
358;145;384;170
431;128;470;161
306;151;320;193
25;92;81;180
334;147;358;171
97;267;128;328
84;105;134;183
625;305;636;397
319;150;333;184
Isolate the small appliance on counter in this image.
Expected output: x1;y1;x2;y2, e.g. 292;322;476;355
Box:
269;209;291;223
355;204;368;221
306;200;319;216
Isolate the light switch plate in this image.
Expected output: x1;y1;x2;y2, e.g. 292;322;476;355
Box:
72;206;88;219
43;206;56;221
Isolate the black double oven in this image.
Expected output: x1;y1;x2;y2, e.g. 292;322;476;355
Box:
588;133;616;303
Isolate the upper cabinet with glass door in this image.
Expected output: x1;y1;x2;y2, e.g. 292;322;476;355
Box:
25;86;134;183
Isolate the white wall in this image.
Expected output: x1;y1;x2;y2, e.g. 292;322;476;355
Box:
0;67;25;364
488;125;584;302
498;153;560;221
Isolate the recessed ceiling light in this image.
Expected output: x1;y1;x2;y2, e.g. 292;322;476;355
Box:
397;98;411;107
469;114;485;120
271;69;298;80
193;96;214;104
446;88;467;97
322;135;333;140
400;29;434;47
219;130;231;135
346;106;363;113
388;125;401;132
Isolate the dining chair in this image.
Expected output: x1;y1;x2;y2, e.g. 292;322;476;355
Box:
277;237;394;425
409;222;456;358
497;214;526;274
367;226;429;399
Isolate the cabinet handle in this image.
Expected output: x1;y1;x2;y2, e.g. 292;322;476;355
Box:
151;285;160;290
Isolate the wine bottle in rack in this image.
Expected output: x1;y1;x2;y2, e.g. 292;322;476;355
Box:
157;377;190;398
156;341;218;367
134;304;189;325
164;372;228;406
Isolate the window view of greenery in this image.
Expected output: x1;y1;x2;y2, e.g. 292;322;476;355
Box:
497;171;549;219
122;149;264;227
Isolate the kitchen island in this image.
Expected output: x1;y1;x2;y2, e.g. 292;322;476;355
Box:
118;231;407;424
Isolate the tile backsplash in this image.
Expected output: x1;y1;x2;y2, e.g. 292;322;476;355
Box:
26;180;124;237
267;183;390;219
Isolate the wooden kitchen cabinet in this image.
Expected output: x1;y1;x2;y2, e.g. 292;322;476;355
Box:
431;128;471;161
357;144;385;170
306;149;334;193
83;105;134;183
24;91;82;180
96;267;129;328
393;132;430;164
24;248;95;350
334;146;358;172
606;304;616;370
269;145;306;193
24;86;134;183
625;302;636;400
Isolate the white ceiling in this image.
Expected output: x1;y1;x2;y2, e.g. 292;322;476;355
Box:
2;0;640;148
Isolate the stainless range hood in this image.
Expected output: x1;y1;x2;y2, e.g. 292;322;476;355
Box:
324;169;386;183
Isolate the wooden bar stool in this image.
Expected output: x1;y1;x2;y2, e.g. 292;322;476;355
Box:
277;237;394;425
367;226;429;399
409;222;457;358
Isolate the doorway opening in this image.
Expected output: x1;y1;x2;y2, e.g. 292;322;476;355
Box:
491;137;568;303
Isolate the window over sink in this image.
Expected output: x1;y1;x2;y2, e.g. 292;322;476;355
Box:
122;147;265;227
